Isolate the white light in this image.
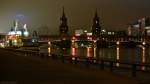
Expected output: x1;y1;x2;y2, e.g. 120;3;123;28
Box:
8;31;15;35
117;41;120;45
143;41;146;45
102;29;106;32
75;34;81;36
32;39;35;43
14;40;17;43
87;33;92;36
16;31;22;35
84;30;87;33
24;31;29;37
48;41;51;45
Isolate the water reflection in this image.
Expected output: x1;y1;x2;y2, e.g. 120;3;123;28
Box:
47;42;150;71
71;48;76;56
86;48;90;58
94;48;96;58
48;47;51;56
116;47;120;67
141;47;146;70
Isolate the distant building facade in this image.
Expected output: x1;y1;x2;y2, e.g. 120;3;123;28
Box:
128;17;150;36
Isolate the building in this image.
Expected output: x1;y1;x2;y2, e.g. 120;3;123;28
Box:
128;17;150;36
91;10;102;36
59;7;69;38
6;20;29;47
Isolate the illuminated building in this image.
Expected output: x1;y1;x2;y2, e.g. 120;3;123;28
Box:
7;20;29;47
128;17;150;36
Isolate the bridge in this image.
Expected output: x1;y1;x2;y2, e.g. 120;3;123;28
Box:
38;35;150;46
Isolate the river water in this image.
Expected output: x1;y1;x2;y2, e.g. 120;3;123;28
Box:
43;43;150;70
49;45;150;62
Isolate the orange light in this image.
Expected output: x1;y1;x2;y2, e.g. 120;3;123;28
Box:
141;47;146;70
116;47;120;67
72;48;76;56
48;47;51;56
94;48;96;58
86;48;90;58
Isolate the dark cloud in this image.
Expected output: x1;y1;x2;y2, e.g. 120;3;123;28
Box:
0;0;150;34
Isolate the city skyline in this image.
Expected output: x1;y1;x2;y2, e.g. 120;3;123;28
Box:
0;0;150;34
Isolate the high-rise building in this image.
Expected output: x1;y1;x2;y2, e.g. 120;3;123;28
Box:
59;7;69;37
92;10;101;36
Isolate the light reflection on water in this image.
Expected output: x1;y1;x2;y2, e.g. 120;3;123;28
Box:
48;45;150;70
116;47;120;67
141;47;146;70
48;47;51;56
94;48;96;58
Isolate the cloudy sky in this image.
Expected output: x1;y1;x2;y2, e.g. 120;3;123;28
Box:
0;0;150;34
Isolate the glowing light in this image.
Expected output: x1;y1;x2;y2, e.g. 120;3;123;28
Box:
116;41;120;45
16;31;22;35
94;40;97;43
84;30;87;33
48;41;51;45
0;43;5;48
102;29;106;32
14;40;17;43
8;31;15;35
72;36;76;40
71;40;75;43
142;41;146;45
23;24;27;31
116;47;120;67
86;48;90;58
141;47;146;70
48;47;51;56
63;48;66;50
94;48;96;58
72;48;76;56
24;31;29;37
72;57;76;60
62;38;66;40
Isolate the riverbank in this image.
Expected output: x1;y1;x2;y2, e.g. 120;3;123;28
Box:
0;49;141;84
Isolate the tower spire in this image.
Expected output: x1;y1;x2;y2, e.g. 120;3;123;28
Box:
59;7;68;36
62;6;65;17
95;9;98;18
92;9;101;36
94;9;99;22
61;6;67;21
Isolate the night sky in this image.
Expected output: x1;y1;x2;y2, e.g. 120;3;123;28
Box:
0;0;150;35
